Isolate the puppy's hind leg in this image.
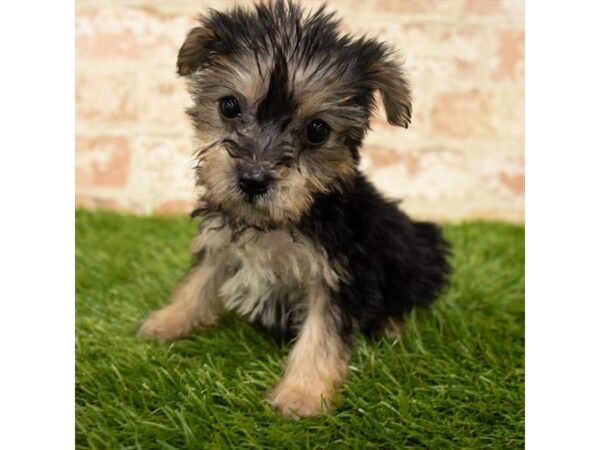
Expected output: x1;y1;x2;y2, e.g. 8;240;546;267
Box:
138;257;223;341
374;316;404;340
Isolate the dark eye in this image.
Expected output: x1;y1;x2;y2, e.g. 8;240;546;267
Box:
306;119;330;145
219;96;241;119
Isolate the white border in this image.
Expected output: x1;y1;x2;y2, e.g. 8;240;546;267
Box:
0;1;74;449
526;1;600;448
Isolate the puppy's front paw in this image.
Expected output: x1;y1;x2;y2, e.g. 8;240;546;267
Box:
268;381;333;419
137;307;195;342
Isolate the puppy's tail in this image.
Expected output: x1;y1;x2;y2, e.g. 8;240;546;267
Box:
413;221;452;304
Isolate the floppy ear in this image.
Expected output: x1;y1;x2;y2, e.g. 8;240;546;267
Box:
177;26;216;76
359;40;412;128
371;57;412;128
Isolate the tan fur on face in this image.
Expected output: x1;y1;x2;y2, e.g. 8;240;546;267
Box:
198;147;315;228
186;53;269;144
195;116;357;230
187;46;365;229
298;146;356;195
268;282;350;418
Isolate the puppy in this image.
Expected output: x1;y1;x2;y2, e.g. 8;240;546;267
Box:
139;0;451;418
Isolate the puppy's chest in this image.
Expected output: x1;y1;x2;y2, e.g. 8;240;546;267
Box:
196;221;326;330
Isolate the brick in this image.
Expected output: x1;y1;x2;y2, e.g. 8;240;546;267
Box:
481;154;525;197
155;199;195;216
430;88;524;141
369;148;475;202
468;208;524;223
488;87;525;141
362;147;421;175
126;135;197;210
75;9;194;62
75;194;129;211
493;30;525;80
131;136;195;188
137;71;189;127
76;66;188;127
363;146;404;169
76;136;130;188
501;0;525;18
358;22;491;89
373;0;464;15
463;0;503;15
374;0;430;14
75;194;96;209
431;90;492;139
349;22;486;64
76;70;139;123
499;172;524;195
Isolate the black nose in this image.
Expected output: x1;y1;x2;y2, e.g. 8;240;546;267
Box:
238;167;271;197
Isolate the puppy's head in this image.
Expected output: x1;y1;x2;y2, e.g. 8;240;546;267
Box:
179;1;411;228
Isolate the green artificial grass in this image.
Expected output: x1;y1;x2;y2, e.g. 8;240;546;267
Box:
76;210;524;449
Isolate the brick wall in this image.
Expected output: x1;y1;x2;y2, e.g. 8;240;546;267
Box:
75;0;524;222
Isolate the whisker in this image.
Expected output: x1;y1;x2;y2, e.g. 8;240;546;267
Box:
221;138;246;159
193;138;222;158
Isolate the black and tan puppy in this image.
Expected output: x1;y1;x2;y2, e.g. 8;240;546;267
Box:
139;0;450;418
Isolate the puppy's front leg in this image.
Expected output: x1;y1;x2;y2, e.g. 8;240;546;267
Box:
138;256;223;341
269;283;352;418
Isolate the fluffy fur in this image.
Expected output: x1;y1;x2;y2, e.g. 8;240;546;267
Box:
138;0;451;418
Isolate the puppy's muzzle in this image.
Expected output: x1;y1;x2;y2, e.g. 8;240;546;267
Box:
238;165;271;198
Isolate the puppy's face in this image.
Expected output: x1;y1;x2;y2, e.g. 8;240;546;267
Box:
178;2;411;228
